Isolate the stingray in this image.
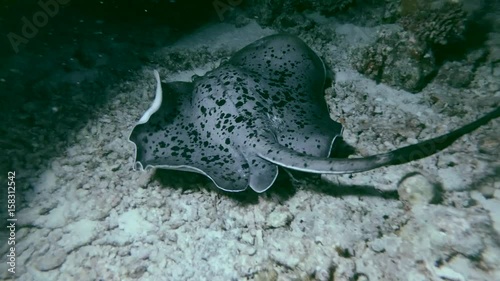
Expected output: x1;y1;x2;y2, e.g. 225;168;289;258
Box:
128;34;499;193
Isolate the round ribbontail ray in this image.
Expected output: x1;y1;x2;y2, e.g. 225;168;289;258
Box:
128;34;500;193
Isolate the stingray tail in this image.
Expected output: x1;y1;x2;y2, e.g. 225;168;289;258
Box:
258;107;500;174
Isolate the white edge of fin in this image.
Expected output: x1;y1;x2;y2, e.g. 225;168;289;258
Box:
137;69;163;125
127;70;163;171
147;164;249;193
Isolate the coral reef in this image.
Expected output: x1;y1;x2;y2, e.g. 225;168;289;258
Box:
399;0;468;46
435;61;474;88
353;27;436;92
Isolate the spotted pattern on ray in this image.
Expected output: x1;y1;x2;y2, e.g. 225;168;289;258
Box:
129;34;342;192
129;34;500;193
